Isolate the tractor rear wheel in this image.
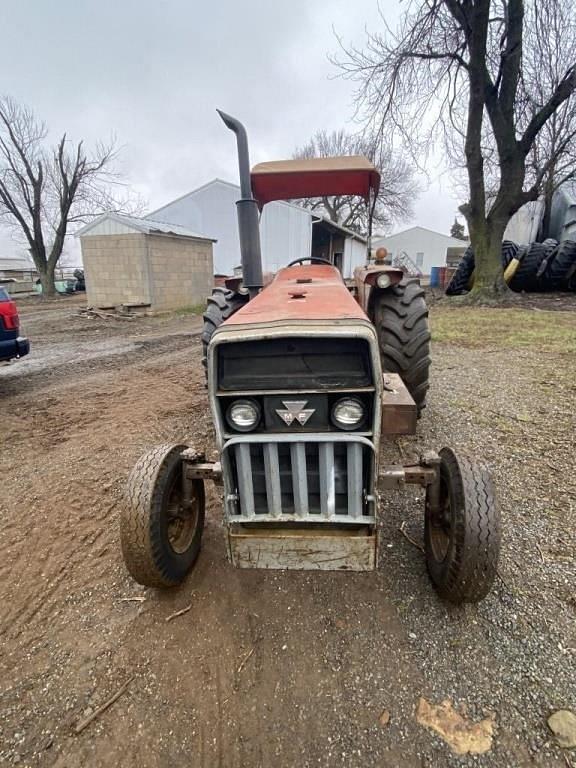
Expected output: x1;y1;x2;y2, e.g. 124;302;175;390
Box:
445;241;520;295
508;242;547;292
424;447;500;604
202;287;249;374
120;444;205;588
373;279;431;415
445;246;474;296
547;240;576;290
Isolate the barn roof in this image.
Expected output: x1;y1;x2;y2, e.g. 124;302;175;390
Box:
76;212;216;241
0;256;36;271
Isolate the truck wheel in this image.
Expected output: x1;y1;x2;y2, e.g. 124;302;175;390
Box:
373;279;431;415
425;448;500;604
202;288;248;374
120;444;205;588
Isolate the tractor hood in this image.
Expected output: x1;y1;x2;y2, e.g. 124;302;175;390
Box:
221;265;368;327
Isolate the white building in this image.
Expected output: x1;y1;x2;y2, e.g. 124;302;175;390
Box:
147;178;367;279
372;226;469;276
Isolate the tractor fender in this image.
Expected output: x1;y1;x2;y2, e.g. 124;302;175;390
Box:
353;265;405;318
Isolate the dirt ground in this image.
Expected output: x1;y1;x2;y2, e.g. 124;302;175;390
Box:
1;293;575;768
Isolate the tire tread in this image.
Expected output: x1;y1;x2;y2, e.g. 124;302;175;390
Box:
425;447;501;604
373;280;431;414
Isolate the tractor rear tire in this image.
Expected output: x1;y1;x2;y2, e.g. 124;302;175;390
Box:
202;287;249;374
373;279;431;415
445;246;474;296
547;240;576;290
445;241;520;295
120;444;205;588
508;242;547;292
500;240;520;268
536;239;559;280
425;448;500;604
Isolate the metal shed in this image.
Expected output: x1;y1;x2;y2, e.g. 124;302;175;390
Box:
147;179;368;279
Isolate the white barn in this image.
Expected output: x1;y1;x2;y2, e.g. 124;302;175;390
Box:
372;226;470;276
147;179;367;279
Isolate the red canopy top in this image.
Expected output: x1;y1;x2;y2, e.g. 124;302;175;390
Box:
250;156;381;207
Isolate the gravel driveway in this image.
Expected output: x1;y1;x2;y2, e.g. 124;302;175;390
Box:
0;297;574;767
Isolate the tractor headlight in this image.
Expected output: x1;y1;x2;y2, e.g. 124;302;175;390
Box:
376;273;391;289
331;397;365;430
226;399;261;432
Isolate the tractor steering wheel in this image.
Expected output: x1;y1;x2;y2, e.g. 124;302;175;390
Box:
286;256;334;267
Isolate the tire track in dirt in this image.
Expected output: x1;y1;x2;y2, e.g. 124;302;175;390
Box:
0;345;210;654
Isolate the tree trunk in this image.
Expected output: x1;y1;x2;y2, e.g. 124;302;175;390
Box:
540;170;555;239
466;216;509;302
38;267;57;298
30;241;61;299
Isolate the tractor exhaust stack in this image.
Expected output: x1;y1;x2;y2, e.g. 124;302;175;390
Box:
217;110;263;297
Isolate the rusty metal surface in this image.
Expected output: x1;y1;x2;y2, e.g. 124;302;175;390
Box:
404;466;437;486
352;265;404;314
250;156;380;206
378;466;406;490
184;461;222;484
381;373;417;435
222;264;369;326
228;524;377;571
378;463;437;491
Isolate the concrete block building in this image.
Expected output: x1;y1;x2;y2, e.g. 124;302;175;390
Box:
78;213;214;312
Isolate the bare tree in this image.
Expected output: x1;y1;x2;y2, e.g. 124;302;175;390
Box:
524;0;576;236
0;96;141;297
293;129;418;234
334;0;576;299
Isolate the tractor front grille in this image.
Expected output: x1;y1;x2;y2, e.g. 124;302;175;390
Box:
223;435;375;523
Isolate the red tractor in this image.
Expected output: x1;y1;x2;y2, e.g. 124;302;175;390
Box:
120;112;500;604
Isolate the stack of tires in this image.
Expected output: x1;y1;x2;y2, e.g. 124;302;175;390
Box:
445;239;576;295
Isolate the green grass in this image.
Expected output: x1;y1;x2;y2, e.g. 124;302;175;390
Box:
174;302;206;317
431;306;576;354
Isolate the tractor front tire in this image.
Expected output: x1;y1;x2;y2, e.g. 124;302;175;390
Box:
202;288;249;374
120;444;205;588
424;448;500;604
373;279;431;415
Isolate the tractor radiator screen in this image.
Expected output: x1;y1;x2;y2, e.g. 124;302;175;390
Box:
217;338;372;391
225;438;375;522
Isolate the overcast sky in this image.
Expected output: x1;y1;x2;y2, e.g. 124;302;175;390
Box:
0;0;461;262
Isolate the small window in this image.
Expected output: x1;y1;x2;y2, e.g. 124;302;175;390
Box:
415;252;424;267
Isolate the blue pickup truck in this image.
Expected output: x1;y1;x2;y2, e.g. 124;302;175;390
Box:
0;287;30;362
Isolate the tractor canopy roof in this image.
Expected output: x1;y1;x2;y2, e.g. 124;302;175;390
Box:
250;156;380;207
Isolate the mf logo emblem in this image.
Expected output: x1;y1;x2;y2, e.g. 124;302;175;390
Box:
276;400;315;426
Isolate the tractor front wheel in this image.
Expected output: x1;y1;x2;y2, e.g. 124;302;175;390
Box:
373;279;431;415
120;444;205;588
424;447;500;604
